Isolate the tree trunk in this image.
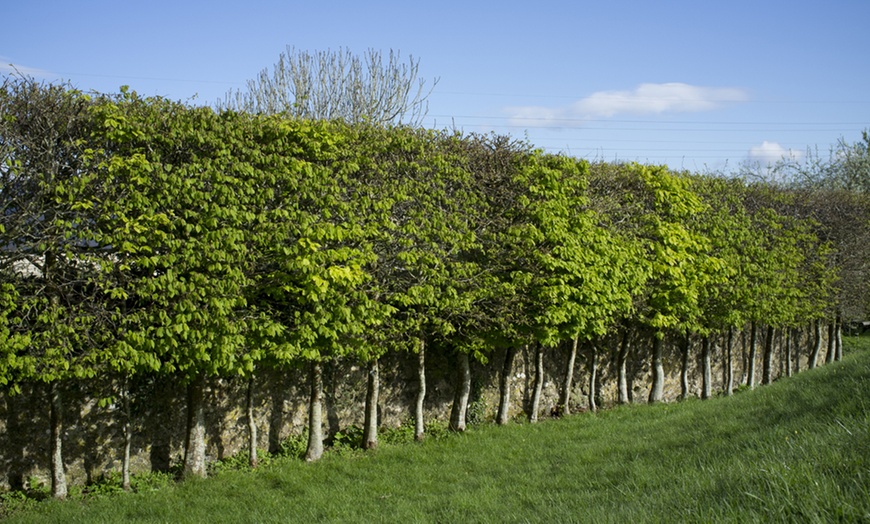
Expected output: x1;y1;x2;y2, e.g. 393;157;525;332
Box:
725;327;734;396
363;358;379;450
449;352;471;432
246;376;258;468
122;383;132;490
784;329;793;378
809;320;822;369
777;330;786;377
49;382;67;499
747;321;758;389
496;346;516;425
414;339;426;440
835;316;843;361
648;334;664;403
588;343;598;412
794;326;802;374
183;375;207;478
679;332;690;400
305;361;324;461
825;321;835;364
529;343;544;422
701;336;712;399
560;337;579;415
617;330;631;404
762;326;775;385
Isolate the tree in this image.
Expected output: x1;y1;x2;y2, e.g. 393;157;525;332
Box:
84;92;265;478
245;118;390;460
766;135;870;346
0;75;110;498
777;130;870;194
443;132;530;428
690;175;755;396
737;183;836;384
590;163;717;403
460;150;642;421
218;47;437;126
350;126;484;442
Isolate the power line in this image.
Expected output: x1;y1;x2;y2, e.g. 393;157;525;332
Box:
434;90;870;105
428;114;866;127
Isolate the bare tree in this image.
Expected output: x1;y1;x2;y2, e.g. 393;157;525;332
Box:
218;47;437;126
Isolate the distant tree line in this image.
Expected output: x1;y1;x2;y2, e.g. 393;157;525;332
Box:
2;75;868;499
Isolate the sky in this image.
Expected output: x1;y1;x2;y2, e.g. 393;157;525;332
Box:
3;0;869;173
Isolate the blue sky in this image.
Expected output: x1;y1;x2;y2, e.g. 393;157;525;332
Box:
3;0;869;173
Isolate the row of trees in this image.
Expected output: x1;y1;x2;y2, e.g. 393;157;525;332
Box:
1;76;868;498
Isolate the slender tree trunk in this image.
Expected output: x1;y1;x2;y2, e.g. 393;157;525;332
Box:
617;330;631;404
725;327;734;396
679;332;690;400
785;329;793;378
560;337;579;415
449;352;471;432
825;321;836;364
183;374;207;478
529;343;544;422
648;334;665;403
496;346;516;425
762;326;775;385
747;322;758;389
774;328;790;377
246;376;258;468
794;326;802;374
120;300;133;490
414;339;426;440
587;343;598;412
363;358;379;450
121;382;132;490
701;336;712;399
305;361;324;461
49;382;67;499
809;320;822;369
835;315;843;361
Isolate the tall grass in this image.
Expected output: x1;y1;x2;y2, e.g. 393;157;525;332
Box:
5;337;870;523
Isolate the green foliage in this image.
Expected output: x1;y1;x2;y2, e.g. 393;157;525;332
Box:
83;94;259;382
588;163;718;338
127;471;176;493
377;420;415;445
330;425;366;457
277;429;310;460
208;450;272;475
466;396;489;426
0;489;38;519
0;75;110;390
379;419;451;445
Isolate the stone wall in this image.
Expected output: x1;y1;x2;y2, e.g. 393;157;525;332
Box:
0;329;821;490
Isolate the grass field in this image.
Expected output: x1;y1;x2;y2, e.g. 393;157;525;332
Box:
4;337;870;523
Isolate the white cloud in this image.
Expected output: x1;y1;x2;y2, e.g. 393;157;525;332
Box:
506;82;749;128
748;141;803;166
574;83;748;117
0;58;55;79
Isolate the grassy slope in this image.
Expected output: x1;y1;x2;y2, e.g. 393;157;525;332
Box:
6;337;870;523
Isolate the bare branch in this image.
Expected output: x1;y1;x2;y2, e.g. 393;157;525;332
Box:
217;47;438;126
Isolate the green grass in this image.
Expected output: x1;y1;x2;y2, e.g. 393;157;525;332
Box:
5;337;870;523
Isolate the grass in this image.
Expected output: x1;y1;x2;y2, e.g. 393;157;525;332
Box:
4;337;870;523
